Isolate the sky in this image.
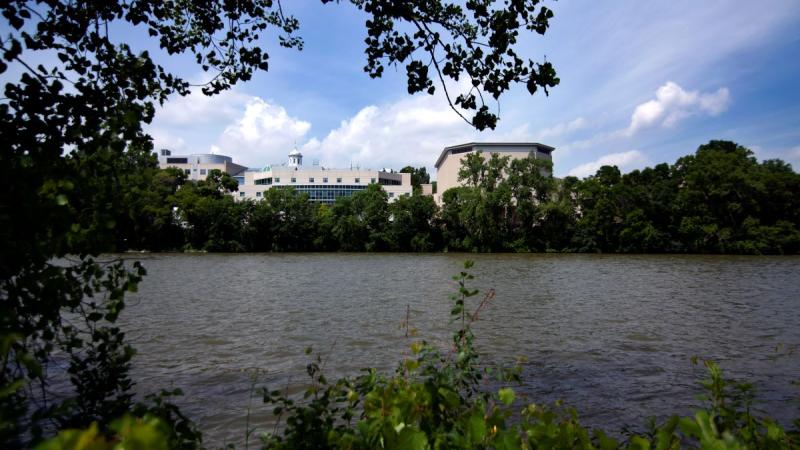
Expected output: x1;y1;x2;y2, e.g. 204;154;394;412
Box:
7;1;800;178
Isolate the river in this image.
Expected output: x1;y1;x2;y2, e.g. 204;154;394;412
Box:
120;253;800;447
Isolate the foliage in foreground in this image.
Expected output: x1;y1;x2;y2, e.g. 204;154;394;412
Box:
37;262;799;450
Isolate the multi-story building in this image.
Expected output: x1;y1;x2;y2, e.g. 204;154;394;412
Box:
433;142;554;203
158;148;412;205
157;149;247;182
237;149;412;204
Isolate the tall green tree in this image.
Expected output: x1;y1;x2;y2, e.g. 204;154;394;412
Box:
332;184;391;251
389;192;441;251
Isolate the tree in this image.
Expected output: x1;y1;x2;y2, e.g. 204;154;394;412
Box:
0;1;560;444
389;192;441;251
673;141;800;254
348;0;559;129
332;184;391;251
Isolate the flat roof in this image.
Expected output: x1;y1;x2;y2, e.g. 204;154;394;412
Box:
434;142;555;169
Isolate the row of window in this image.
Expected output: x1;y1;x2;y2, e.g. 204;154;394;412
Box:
240;185;400;205
252;176;380;185
183;169;208;176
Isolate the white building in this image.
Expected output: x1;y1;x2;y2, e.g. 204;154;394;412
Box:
159;149;413;205
433;142;554;203
236;149;412;204
157;149;247;181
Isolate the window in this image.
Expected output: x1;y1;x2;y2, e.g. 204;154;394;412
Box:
336;177;342;183
309;177;314;183
291;177;296;183
166;157;188;164
370;178;376;183
193;168;197;172
389;192;395;198
355;177;360;183
323;177;328;183
200;169;207;175
256;192;262;197
239;192;245;198
184;169;191;175
275;177;280;183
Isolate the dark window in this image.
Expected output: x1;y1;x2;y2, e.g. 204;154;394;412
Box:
239;192;245;197
291;177;296;183
255;178;272;185
166;157;188;164
256;192;262;197
200;169;206;175
309;177;314;183
275;177;280;183
336;177;342;183
355;178;360;183
184;169;191;175
323;177;328;183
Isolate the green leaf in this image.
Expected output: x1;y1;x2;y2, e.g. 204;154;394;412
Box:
390;426;428;450
498;387;515;406
467;413;486;444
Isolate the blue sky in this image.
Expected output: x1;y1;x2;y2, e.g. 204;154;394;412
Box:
6;1;799;178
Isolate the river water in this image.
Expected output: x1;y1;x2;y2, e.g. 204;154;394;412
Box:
120;253;800;446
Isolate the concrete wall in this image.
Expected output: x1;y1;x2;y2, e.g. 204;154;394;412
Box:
434;144;553;204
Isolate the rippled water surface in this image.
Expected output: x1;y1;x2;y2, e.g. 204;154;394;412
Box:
121;254;800;446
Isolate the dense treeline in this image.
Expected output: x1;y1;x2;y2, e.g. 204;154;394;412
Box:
119;140;800;255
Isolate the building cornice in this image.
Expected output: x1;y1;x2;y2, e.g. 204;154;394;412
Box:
433;142;555;169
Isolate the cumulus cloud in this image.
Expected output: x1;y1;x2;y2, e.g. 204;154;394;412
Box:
148;87;253;153
216;98;312;165
155;87;252;126
567;150;649;178
626;81;730;135
302;94;476;171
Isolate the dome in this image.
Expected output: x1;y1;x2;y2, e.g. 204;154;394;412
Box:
289;148;302;156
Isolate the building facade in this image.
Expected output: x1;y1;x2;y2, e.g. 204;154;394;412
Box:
433;142;554;203
237;149;412;204
158;149;412;205
157;149;247;182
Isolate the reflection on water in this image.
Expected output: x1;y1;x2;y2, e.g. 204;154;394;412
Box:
121;253;800;446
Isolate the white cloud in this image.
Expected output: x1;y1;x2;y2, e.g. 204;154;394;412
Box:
626;82;730;135
154;87;251;126
216;98;312;164
302;94;476;171
567;150;649;178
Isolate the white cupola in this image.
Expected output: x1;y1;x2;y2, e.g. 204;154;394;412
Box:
288;147;303;167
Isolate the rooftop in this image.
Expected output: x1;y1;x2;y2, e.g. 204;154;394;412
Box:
434;142;555;169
